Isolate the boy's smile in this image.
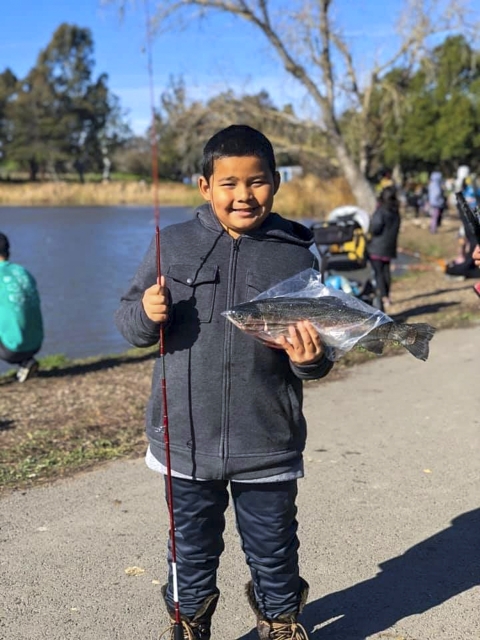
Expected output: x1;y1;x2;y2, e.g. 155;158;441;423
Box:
198;156;280;238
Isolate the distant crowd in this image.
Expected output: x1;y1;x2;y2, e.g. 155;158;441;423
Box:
375;166;480;279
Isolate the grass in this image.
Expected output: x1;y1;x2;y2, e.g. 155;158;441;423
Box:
0;346;156;491
397;216;459;263
0;426;141;487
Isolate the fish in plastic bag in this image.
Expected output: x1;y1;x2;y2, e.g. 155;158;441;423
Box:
223;269;436;361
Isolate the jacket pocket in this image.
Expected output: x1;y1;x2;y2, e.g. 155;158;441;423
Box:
167;263;219;323
245;270;272;302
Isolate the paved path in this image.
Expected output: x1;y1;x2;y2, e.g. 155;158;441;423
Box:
1;327;479;640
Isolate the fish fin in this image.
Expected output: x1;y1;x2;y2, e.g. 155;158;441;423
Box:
401;323;437;361
360;338;385;355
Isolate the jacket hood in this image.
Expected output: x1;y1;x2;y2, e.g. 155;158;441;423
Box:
430;172;443;183
195;203;313;248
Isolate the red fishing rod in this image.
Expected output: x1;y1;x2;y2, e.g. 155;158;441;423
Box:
144;4;184;639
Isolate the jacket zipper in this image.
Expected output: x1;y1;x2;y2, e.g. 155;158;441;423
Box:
220;237;240;478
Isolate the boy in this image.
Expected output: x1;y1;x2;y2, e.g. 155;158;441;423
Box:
115;125;334;639
0;233;43;382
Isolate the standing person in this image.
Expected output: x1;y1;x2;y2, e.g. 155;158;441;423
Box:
376;168;395;194
367;186;401;310
461;176;480;210
405;180;421;218
427;171;446;234
0;233;43;382
115;125;334;640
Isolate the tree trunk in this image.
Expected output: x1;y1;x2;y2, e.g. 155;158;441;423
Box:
332;138;377;213
393;164;403;187
29;158;38;182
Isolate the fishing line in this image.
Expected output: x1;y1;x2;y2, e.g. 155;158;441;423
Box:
143;3;183;638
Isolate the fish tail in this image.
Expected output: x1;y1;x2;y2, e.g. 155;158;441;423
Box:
394;322;437;361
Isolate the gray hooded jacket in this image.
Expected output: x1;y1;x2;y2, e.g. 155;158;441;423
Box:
115;204;333;480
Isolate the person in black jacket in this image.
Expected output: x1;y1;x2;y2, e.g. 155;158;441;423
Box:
367;186;401;309
115;125;334;640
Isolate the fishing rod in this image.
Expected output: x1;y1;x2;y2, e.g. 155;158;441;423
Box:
144;3;184;639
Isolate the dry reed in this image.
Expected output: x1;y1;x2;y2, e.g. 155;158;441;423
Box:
0;175;356;219
275;175;356;218
0;181;203;208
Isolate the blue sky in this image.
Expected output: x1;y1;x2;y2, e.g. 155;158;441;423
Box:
1;0;476;134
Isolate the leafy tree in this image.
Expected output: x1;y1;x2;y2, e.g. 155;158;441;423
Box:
0;69;17;164
5;65;58;180
379;35;480;175
4;23;130;180
112;135;152;177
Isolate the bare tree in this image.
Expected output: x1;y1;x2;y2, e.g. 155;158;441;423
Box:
149;0;475;211
162;87;333;177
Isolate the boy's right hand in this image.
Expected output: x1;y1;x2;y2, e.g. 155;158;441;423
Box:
142;276;169;323
473;244;480;267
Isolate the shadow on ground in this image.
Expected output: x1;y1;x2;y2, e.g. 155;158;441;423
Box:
237;508;480;640
397;285;472;303
0;351;156;385
0;418;15;431
390;301;459;322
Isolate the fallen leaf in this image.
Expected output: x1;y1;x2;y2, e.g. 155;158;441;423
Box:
125;566;146;576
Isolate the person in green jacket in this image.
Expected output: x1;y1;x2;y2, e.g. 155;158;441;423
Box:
0;233;43;382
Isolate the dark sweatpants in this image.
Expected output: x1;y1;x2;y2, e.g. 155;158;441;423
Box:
0;341;39;365
370;258;392;300
163;476;302;619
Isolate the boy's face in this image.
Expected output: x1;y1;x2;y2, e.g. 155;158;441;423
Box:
198;156;280;238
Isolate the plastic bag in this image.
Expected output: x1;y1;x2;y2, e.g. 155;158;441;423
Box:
223;268;391;360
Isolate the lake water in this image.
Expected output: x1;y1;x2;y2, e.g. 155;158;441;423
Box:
0;205;194;372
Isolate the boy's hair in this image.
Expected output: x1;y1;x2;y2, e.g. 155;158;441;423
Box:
202;125;276;181
0;233;10;259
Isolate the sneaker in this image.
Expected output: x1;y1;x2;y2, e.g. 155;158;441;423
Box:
16;359;39;383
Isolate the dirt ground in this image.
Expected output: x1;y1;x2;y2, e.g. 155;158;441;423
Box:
1;214;479;493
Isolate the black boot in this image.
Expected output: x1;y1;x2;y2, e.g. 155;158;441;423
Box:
160;584;219;640
246;579;310;640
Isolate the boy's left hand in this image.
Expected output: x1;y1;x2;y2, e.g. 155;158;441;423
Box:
276;320;325;365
